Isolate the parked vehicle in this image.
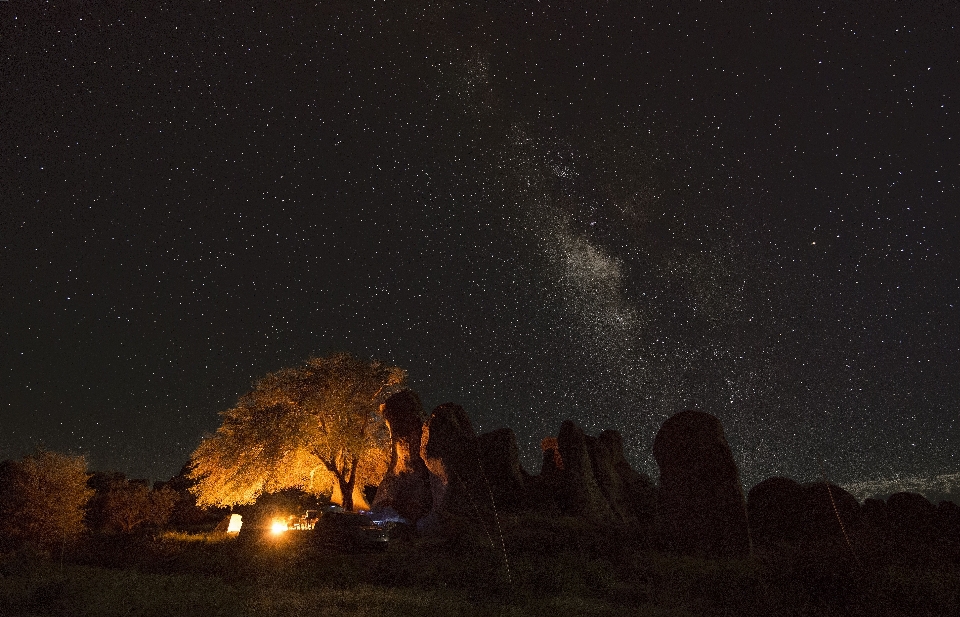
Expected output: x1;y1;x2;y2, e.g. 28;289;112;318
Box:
290;510;320;530
313;511;389;552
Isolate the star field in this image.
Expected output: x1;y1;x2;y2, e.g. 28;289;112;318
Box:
2;2;958;495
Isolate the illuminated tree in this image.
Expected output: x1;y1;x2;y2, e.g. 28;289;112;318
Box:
0;449;94;551
188;353;404;511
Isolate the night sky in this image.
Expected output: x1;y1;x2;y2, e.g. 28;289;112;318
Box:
3;2;958;496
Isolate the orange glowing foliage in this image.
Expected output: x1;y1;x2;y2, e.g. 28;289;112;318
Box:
188;353;404;511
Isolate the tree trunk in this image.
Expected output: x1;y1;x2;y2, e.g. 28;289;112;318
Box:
338;475;355;512
322;453;361;511
338;455;362;511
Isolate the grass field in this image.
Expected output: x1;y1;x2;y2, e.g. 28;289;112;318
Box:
1;516;958;617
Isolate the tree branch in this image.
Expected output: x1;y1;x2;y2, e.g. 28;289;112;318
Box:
314;451;343;483
347;455;360;485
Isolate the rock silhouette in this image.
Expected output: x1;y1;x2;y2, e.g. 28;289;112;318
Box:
371;390;432;524
748;477;860;549
653;410;751;558
797;482;861;546
555;420;617;520
887;491;936;545
599;430;656;527
588;430;655;524
419;402;486;528
747;476;806;546
527;425;654;524
374;405;656;529
368;393;960;570
477;427;528;511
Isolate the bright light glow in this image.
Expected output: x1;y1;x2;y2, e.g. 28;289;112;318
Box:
226;513;242;533
270;519;288;535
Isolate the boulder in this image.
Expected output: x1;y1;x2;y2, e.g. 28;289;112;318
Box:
797;482;861;544
747;476;806;546
653;410;751;558
524;436;564;514
935;500;960;559
887;491;936;544
477;427;528;511
372;390;432;523
748;478;860;549
419;403;486;527
556;420;616;520
598;430;655;519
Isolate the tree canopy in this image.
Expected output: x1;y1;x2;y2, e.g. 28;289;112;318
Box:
188;353;405;511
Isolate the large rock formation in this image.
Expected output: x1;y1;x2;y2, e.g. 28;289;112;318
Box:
748;477;860;550
555;420;616;520
798;482;861;544
527;422;654;524
477;427;528;511
748;476;806;546
601;430;655;521
372;390;432;524
653;410;751;558
887;491;936;544
860;493;960;560
586;429;655;524
374;402;654;535
419;402;487;528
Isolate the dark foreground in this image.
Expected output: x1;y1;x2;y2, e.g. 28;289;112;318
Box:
1;516;958;617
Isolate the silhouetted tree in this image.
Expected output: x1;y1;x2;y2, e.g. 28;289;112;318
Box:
86;472;177;534
0;450;93;551
155;466;227;530
189;352;404;511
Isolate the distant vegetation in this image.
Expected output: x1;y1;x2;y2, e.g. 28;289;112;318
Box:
1;370;957;616
0;449;93;552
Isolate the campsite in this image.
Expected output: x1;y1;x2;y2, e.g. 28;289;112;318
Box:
2;397;958;616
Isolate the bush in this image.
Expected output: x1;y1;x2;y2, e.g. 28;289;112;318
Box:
0;450;94;552
87;472;178;535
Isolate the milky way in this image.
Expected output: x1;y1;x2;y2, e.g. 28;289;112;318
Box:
2;2;957;493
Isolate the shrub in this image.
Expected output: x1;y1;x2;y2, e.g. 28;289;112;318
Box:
0;450;94;551
87;473;178;534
